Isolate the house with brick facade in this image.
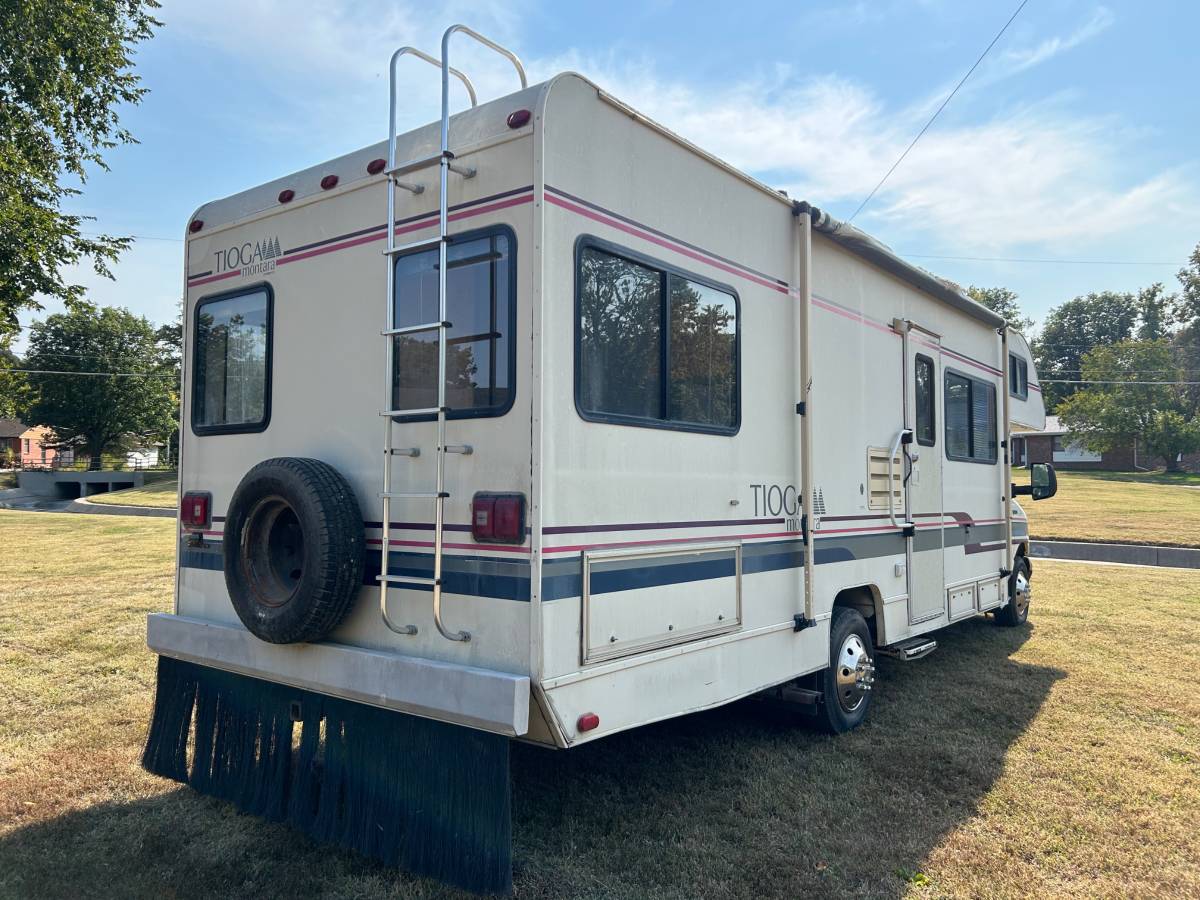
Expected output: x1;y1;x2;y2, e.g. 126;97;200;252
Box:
0;419;66;468
1012;415;1199;472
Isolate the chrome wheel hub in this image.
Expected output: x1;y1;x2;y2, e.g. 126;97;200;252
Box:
1013;571;1031;617
835;633;875;713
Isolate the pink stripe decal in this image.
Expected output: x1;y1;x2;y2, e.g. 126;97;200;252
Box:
366;537;531;554
546;192;789;295
543;529;802;554
187;191;533;284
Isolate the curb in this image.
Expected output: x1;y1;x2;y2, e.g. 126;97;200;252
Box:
69;499;176;519
1030;540;1200;569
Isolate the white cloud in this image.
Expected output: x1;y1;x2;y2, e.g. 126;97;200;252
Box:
997;5;1114;76
533;54;1195;251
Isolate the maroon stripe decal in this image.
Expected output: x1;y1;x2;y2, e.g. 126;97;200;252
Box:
543;517;785;535
545;186;790;289
186;186;534;284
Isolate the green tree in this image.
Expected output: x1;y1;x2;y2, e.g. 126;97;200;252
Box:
0;344;28;418
966;285;1034;332
1057;339;1199;471
1034;291;1141;410
0;1;161;343
20;303;176;467
1176;241;1200;328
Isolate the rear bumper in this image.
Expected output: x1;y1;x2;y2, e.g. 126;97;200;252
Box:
146;613;530;736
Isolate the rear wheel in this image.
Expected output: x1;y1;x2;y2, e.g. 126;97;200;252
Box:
995;556;1031;627
815;607;876;733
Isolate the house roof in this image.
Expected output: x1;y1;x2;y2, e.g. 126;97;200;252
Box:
0;418;27;439
1034;415;1069;437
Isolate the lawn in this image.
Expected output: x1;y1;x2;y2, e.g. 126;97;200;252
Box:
1;510;1198;898
85;474;177;509
1017;468;1200;547
0;471;16;490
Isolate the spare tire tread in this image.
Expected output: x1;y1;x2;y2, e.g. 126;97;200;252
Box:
224;457;365;644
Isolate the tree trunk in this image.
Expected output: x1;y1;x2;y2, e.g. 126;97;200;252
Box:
87;436;107;471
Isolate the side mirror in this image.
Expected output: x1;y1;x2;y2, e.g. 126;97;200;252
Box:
1013;463;1057;501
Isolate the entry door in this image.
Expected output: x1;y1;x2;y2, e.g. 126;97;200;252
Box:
906;331;945;624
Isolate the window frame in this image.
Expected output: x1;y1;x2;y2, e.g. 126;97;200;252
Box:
943;367;998;465
573;234;742;436
390;223;518;423
914;353;936;447
190;282;274;436
1008;353;1029;400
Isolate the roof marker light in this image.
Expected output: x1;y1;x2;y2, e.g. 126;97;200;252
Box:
367;158;387;175
277;189;295;204
506;109;531;129
188;219;204;234
320;174;339;190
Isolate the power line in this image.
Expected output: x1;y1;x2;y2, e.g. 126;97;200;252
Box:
846;0;1030;223
81;231;183;242
905;253;1178;266
10;368;177;378
1040;379;1200;385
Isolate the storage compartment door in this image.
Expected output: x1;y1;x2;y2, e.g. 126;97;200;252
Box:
582;542;742;665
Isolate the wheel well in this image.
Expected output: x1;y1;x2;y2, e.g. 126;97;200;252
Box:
833;585;882;642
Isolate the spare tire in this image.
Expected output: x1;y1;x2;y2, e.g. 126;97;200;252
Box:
224;457;365;644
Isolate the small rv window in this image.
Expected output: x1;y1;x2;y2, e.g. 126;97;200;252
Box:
914;354;935;446
392;228;515;419
192;285;272;434
1009;353;1029;400
944;370;997;464
576;240;739;434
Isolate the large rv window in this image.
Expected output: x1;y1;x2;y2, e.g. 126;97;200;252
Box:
392;228;515;419
192;286;272;434
914;354;935;446
1009;353;1029;399
577;241;739;433
944;370;997;464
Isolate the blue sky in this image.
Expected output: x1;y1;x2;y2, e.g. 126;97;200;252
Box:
21;0;1199;347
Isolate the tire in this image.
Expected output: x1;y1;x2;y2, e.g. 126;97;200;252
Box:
224;457;365;644
815;607;876;734
995;556;1031;627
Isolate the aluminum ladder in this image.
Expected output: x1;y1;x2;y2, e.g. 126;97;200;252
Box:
378;26;527;642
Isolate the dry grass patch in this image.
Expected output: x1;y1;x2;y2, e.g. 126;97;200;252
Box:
86;476;177;509
1;510;1198;898
1017;469;1200;546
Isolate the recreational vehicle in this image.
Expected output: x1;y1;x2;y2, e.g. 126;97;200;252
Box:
143;26;1056;893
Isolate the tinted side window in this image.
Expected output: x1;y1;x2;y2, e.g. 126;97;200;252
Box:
945;370;997;464
392;229;514;418
915;354;935;446
668;275;737;428
576;241;739;433
577;247;662;419
193;286;271;433
1009;353;1028;399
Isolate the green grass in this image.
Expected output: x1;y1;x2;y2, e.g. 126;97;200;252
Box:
85;475;177;509
1;510;1198;898
0;471;16;490
1017;469;1200;547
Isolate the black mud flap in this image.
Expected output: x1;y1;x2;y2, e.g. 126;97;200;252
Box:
143;656;512;894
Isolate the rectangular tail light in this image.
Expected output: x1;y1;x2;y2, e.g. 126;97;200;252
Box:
181;491;212;530
471;492;526;544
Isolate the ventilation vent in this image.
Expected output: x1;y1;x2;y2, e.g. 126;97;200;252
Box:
867;448;904;512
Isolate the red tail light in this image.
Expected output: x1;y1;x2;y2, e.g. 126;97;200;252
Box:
471;493;526;544
181;491;212;530
577;712;600;732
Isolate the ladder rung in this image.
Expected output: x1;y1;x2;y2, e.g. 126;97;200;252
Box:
382;406;449;417
377;574;440;587
384;236;445;257
379;491;450;499
386;153;442;177
383;320;451;337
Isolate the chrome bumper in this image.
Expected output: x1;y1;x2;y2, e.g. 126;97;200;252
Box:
146;613;530;737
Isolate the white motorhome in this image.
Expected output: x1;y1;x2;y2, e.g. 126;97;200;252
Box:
143;27;1055;893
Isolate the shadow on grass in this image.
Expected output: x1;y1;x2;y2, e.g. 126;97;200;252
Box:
0;618;1060;900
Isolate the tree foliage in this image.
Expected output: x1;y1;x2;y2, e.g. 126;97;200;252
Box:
1033;291;1143;410
966;285;1034;332
1056;340;1200;471
20;303;176;464
0;1;160;343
